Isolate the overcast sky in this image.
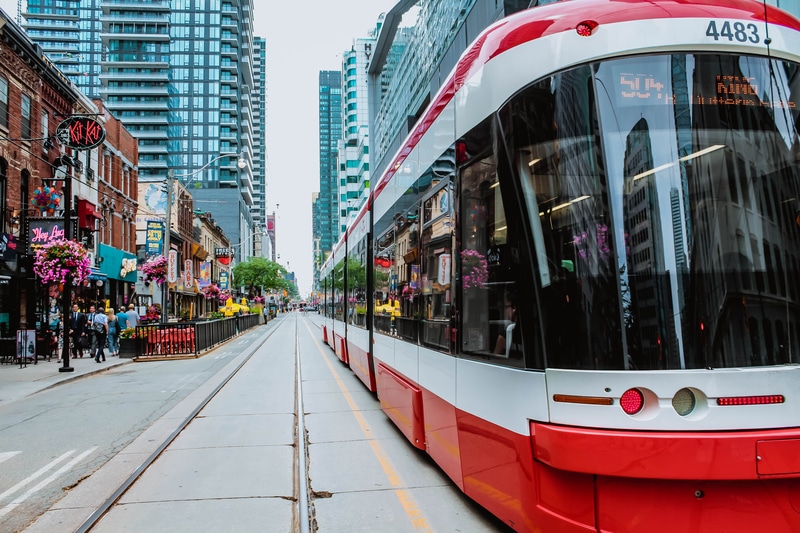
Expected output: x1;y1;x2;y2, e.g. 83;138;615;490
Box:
0;0;398;295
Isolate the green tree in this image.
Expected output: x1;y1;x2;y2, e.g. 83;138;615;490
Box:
232;257;290;296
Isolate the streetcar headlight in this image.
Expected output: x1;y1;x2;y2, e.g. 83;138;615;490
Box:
672;388;696;416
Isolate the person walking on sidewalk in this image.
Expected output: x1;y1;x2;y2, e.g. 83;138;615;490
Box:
85;305;98;358
91;309;108;362
106;308;119;356
116;306;129;331
126;303;140;328
69;304;87;358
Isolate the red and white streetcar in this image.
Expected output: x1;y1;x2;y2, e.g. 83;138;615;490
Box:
319;0;800;530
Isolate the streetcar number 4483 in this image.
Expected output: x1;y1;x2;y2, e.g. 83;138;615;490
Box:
706;20;760;44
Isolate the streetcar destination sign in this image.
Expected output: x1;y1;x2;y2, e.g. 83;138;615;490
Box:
56;116;106;150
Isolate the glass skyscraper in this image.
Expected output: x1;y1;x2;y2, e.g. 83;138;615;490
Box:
252;36;268;258
20;0;260;259
337;28;377;235
316;70;342;257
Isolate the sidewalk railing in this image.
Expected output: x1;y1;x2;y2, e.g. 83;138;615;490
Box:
132;314;261;358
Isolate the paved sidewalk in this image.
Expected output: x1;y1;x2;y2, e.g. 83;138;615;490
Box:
0;354;132;406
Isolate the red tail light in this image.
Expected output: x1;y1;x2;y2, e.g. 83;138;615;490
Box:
620;388;644;415
576;20;598;37
716;395;784;406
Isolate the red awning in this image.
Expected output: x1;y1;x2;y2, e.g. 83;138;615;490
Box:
77;199;101;229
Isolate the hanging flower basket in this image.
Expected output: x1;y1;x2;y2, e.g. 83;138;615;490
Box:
142;256;168;285
143;304;162;322
33;239;91;285
460;249;488;289
31;186;61;215
218;289;232;303
201;283;221;300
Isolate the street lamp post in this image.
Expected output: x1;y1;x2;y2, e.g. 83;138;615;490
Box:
162;153;246;323
59;159;74;372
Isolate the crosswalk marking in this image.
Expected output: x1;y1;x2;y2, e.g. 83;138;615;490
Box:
0;452;20;465
0;450;74;504
0;447;97;518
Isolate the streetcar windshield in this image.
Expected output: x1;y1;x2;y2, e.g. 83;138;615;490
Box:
500;53;800;370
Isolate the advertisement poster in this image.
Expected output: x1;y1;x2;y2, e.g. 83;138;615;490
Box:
0;233;17;261
16;330;36;360
146;220;164;256
410;264;420;290
198;262;211;287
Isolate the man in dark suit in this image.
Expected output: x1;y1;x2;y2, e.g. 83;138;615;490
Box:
69;304;87;358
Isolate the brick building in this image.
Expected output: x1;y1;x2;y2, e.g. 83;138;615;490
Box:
0;10;80;339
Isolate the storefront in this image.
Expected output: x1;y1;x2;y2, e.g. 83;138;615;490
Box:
97;243;137;311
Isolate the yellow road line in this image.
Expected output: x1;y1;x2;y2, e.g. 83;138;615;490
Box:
303;321;433;532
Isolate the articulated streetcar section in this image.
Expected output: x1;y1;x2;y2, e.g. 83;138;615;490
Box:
318;0;800;531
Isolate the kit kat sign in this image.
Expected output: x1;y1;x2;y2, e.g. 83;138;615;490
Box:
56;116;106;150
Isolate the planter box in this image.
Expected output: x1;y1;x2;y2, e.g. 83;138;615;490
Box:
118;339;138;359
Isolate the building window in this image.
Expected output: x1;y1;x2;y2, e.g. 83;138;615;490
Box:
41;110;49;151
0;77;8;128
21;94;31;139
0;159;6;234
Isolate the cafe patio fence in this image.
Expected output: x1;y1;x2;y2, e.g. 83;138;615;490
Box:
130;314;261;358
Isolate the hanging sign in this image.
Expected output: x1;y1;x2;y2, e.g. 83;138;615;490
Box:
219;271;229;290
146;220;164;256
26;218;77;254
56;116;106;150
198;262;211;287
183;260;193;287
438;253;451;286
167;250;179;283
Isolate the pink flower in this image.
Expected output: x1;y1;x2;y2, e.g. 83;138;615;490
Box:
460;249;488;289
201;283;221;300
142;256;168;284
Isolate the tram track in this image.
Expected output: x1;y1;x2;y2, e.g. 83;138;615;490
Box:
70;319;302;533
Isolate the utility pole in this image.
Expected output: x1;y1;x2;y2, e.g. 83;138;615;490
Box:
162;171;173;324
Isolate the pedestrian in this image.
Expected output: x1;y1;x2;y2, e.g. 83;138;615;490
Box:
47;298;64;361
106;308;119;356
91;308;108;362
126;303;140;328
68;304;87;358
117;306;129;332
85;305;98;358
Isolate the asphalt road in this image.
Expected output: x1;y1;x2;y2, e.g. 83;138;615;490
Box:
0;339;247;533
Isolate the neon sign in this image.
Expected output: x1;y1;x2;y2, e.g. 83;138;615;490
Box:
56;116;106;150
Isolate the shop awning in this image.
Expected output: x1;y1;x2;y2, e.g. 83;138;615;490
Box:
87;268;107;281
77;199;102;230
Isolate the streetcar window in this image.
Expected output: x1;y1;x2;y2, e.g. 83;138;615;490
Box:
347;236;368;330
419;178;454;353
457;117;525;367
333;258;345;323
497;53;800;370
